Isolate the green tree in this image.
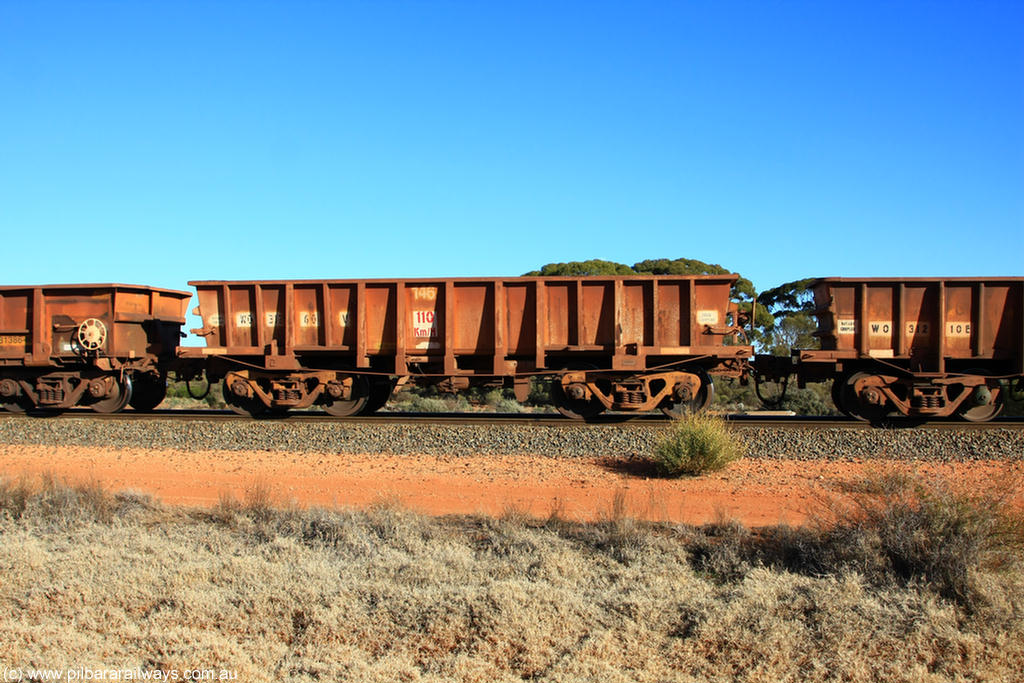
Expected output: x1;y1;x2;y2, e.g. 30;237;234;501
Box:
632;257;755;300
524;257;774;342
756;278;820;355
757;277;817;318
762;313;817;356
523;259;635;276
633;258;772;336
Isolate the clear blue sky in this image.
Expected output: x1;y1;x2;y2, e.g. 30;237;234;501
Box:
2;1;1021;297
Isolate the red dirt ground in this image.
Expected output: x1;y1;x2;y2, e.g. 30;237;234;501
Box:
1;445;1021;525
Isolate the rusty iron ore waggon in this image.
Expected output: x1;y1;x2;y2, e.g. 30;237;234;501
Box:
0;284;192;413
181;275;752;418
767;277;1024;422
2;274;1021;424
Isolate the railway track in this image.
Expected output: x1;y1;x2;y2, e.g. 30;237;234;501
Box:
3;409;1021;462
2;409;1022;430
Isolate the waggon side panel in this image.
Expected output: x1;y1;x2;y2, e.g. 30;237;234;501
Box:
189;275;749;376
1;284;191;366
0;290;33;359
805;277;1024;372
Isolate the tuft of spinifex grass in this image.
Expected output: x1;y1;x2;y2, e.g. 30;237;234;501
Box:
651;413;742;476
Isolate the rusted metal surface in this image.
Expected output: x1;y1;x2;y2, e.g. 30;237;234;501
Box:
798;277;1024;422
0;284;192;412
185;275;753;417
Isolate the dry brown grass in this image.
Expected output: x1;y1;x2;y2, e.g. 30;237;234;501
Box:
1;471;1023;682
814;465;1024;610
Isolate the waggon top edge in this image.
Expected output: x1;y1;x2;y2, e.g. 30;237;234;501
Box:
0;283;194;296
188;274;741;286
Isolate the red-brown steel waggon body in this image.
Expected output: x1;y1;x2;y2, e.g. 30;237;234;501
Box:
183;275;753;418
796;277;1024;422
0;284;192;412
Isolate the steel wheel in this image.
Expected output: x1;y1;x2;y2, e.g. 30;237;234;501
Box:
359;378;394;415
831;376;852;417
129;373;167;412
323;376;370;417
90;375;133;414
1;397;30;413
222;377;266;417
551;363;606;420
840;372;888;423
660;369;714;418
1;377;28;413
958;370;1004;423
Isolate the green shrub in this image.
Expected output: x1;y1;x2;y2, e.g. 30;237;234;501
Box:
388;391;472;413
713;377;838;415
164;380;225;409
525;377;552;406
1005;379;1024;416
650;413;743;476
482;388;525;413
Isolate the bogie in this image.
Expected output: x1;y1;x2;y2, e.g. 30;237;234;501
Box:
0;371;136;413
